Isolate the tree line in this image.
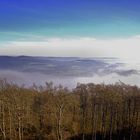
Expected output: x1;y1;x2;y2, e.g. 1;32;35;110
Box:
0;80;139;140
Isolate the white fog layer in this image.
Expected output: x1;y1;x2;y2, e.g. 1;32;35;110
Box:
0;56;139;88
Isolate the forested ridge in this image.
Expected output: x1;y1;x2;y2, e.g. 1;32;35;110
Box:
0;80;139;140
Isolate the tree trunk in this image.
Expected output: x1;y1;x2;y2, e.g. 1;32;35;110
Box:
18;117;22;140
91;99;97;140
0;103;6;140
57;105;63;140
9;108;12;140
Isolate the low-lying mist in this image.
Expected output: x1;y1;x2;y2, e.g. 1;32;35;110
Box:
0;56;140;88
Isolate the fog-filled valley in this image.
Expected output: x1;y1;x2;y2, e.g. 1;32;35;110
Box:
0;56;140;88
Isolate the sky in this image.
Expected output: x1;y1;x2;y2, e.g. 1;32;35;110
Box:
0;0;140;60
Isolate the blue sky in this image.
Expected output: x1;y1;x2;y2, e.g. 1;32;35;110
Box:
1;0;140;39
0;0;140;59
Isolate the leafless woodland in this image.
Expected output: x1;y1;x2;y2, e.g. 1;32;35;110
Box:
0;80;139;140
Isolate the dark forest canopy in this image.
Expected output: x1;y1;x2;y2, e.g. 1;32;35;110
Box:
0;80;140;140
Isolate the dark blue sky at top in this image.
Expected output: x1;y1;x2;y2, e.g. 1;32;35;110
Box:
0;0;140;41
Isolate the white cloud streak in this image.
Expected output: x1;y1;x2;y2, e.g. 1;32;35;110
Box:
0;36;140;61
